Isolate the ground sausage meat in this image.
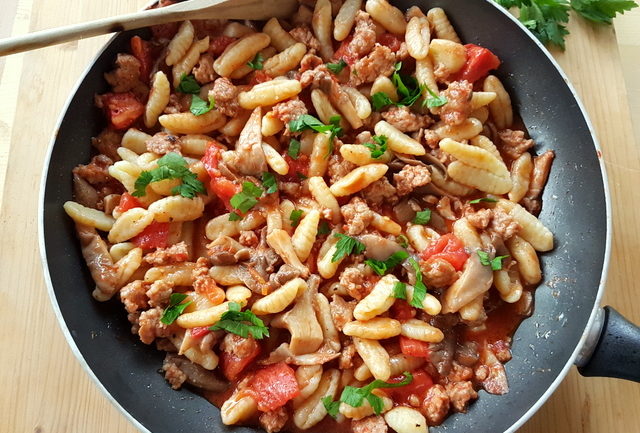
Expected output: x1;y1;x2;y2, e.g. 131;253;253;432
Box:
144;241;189;266
299;64;333;88
350;44;396;86
104;54;141;93
259;407;288;433
146;132;183;155
498;129;534;160
120;280;149;313
341;197;374;235
382;105;433;133
138;307;171;344
330;294;356;331
164;93;192;114
238;230;259;248
91;128;123;161
465;208;492;229
220;333;259;359
163;359;187;389
352;416;388;433
346;11;377;60
339;342;357;369
489;208;520;239
433;80;473;126
339;264;372;300
289;26;321;52
328;154;357;184
299;53;324;74
360;177;398;208
146;280;174;308
73;154;114;185
271;99;308;125
421;257;458;288
422;384;450;425
393;164;432;196
209;77;240;117
445;381;478;412
192;53;217;84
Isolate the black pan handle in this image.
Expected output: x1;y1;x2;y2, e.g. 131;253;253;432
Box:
577;306;640;382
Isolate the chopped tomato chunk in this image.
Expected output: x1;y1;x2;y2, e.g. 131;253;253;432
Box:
399;336;431;358
130;36;152;83
333;35;358;65
221;344;261;381
377;33;402;52
114;192;143;214
195;276;225;305
209;36;236;56
420;233;469;271
101;92;144;130
131;221;170;249
391;300;416;321
281;154;310;182
248;362;300;412
386;370;434;404
190;326;211;339
450;44;501;83
202;142;240;211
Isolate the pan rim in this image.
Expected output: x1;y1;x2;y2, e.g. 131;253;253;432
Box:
36;1;612;433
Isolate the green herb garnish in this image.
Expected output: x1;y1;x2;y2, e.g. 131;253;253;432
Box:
133;152;206;199
424;86;448;108
407;257;427;308
288;139;301;159
210;302;269;339
318;221;331;236
413;210;432;225
393;281;407;300
176;73;201;94
469;197;498;204
363;135;388;159
396;234;409;248
477;251;510;271
322;396;341;418
262;172;278;194
326;58;348;75
229;212;242;221
364;250;410;276
247;52;264;70
160;293;192;325
290;209;304;227
371;92;395;111
190;94;216;116
229;181;263;213
331;233;366;262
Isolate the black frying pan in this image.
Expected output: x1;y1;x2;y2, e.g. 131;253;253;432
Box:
38;1;640;432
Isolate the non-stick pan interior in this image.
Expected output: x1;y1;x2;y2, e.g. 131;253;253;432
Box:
41;2;607;432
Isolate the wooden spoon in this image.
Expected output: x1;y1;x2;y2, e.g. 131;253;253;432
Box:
0;0;298;57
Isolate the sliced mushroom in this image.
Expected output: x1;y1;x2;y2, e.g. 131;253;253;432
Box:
441;252;493;313
358;233;404;260
73;174;99;208
76;223;118;301
207;235;246;265
163;353;228;392
226;107;267;176
260;342;340;366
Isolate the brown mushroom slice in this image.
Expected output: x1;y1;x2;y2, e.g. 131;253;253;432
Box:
75;223;119;301
225;107;267;176
260;342;340;366
73;174;99;208
164;353;229;392
358;233;404;260
441;252;493;313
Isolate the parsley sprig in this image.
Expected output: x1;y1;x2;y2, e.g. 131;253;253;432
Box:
365;250;409;276
326;58;348;75
210;302;269;339
331;233;365;262
393;281;408;299
372;63;448;111
477;251;510;270
470;197;498;204
230;181;264;213
407;258;428;308
133;153;206;199
363;135;388;159
176;74;200;94
289;114;343;157
323;372;414;417
175;74;216;116
290;209;304;227
161;293;192;325
262;172;278;194
247;52;264;70
413;210;432;225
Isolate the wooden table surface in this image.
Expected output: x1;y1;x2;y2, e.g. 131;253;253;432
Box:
2;1;639;432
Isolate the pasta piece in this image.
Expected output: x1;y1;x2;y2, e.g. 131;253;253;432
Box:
316;233;344;279
230;46;278;79
507;235;542;285
172;36;210;87
144;262;196;285
176;302;231;328
293;369;340;429
406;285;442;316
262;17;297;52
149;178;181;196
312;0;334;60
252;278;306;315
370;212;402;235
406;224;440;251
213;33;271;77
509;152;533;203
308;176;341;224
448;161;512;195
471;106;490;123
427;7;461;42
470;135;501;160
494;268;523;303
340;144;393;166
453;218;483;250
366;0;407;35
415;57;438;97
180;134;212;156
334;0;362;41
484;75;513;130
353;337;391;381
205;211;266;239
220;391;258;425
109;242;136;262
262;142;289;175
353;274;398;320
311;89;343;127
294;365;323;405
343;317;402;339
166;20;195;66
222;21;255;38
116;147;139;165
209;266;244;286
122;128;151;154
159;110;226;134
342;86;372;120
114;247;143;287
263;42;307;77
261;111;285;136
429;39;466;77
238;79;302;109
108;208;154;243
371;76;399;102
435;118;484;141
470;91;498;110
340;392;393;420
439;137;509;177
148;195;204;222
458;295;485;322
308;131;332;177
329;163;389;196
292;209;320;261
280;199;296;233
400;319;444;343
430;166;476;196
374;121;426;155
384;407;428;433
63;201;115;231
406;16;431;60
354;353;424;381
266;229;310;276
496;199;553;251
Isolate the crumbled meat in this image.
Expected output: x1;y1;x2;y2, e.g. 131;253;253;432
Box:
522;150;554;215
91;128;123;161
271;99;308;125
299;53;324;74
259;407;288;433
465;208;492;229
192;53;217;84
360;177;398;208
475;364;489;382
347;11;377;59
194;257;225;303
146;280;174;308
144;242;190;266
445;381;478;412
480;348;509;395
164;93;192;114
299;64;333;88
146;132;183;155
498;129;534;160
395;41;410;61
422;384;450;426
120;280;149;313
361;111;382;130
341;197;374;236
239;230;259;247
220;333;259;358
447;362;474;382
209;77;240;117
163;359;187;389
352;416;388;433
393;165;432;196
73;154;114;185
350;44;396;86
330;294;356;331
489;340;512;363
423;129;441;149
381;105;433;133
433;81;473;126
128;311;141;335
138;307;171;344
269;264;301;290
489;208;520;239
436;196;462;220
339;343;357;369
328;154;357;184
104;54;142;92
289;26;320;52
339;264;371;300
421;257;458;288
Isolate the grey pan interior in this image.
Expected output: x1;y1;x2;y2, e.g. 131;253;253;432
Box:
39;1;609;432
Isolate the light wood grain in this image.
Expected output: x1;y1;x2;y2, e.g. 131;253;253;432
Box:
1;2;639;433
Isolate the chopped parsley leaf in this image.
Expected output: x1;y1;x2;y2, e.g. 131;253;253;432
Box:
331;233;366;262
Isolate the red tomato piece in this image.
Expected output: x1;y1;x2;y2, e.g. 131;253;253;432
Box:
114;192;143;214
248;362;300;412
420;233;469;271
450;44;501;83
221;344;261;381
281;154;310;182
130;36;152;84
333;35;358;65
377;33;403;52
201;143;240;211
249;70;273;85
399;336;431;358
101;92;144;130
391;300;416;321
190;326;211;339
386;370;434;404
209;36;237;56
131;221;170;249
202;142;223;176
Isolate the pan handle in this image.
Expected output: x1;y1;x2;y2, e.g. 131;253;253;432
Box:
576;306;640;382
